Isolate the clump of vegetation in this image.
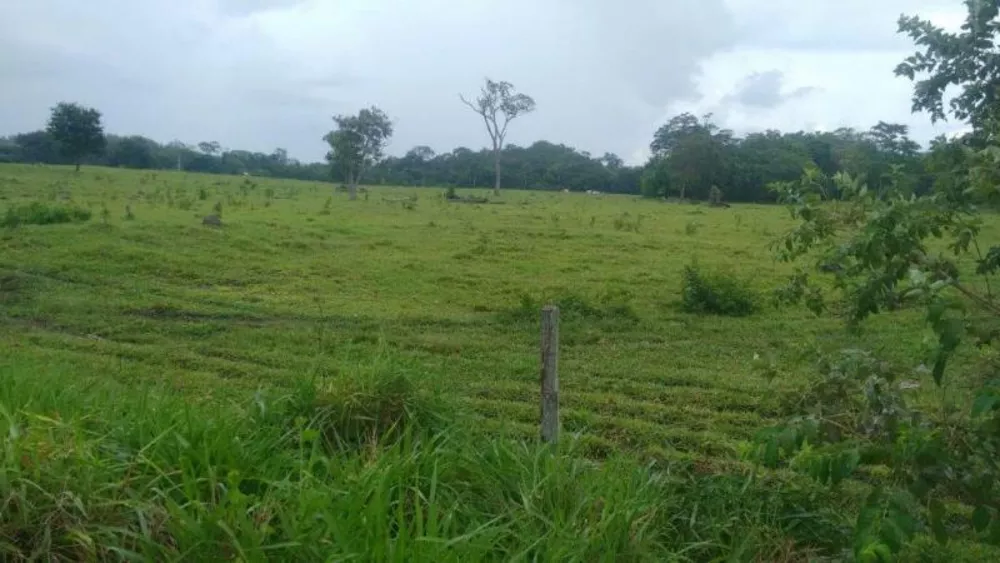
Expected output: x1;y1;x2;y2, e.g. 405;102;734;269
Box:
2;201;92;227
319;196;333;215
287;368;450;451
680;264;759;317
198;187;208;200
124;205;135;220
444;186;457;200
212;201;223;216
612;212;642;233
684;220;700;235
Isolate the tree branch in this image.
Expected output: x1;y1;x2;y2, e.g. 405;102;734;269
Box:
953;281;1000;317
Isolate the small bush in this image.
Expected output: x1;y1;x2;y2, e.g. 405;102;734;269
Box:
685;221;701;235
2;202;92;227
445;186;457;200
287;368;450;451
198;187;208;200
681;264;759;316
319;197;333;215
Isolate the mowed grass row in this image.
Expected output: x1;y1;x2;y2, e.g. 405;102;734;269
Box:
0;163;988;465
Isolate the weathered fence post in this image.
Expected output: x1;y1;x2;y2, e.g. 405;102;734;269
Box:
540;305;560;444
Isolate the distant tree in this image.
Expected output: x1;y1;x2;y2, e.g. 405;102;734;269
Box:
600;153;624;170
461;79;536;195
46;102;106;171
896;2;1000;133
406;145;436;162
109;136;158;169
198;141;221;155
13;131;61;164
0;137;16;163
650;113;733;199
323;106;394;200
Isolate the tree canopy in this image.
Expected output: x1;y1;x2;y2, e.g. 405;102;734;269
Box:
323;106;394;200
46;102;106;171
461;79;536;194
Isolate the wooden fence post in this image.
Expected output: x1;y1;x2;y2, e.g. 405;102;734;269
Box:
540;305;560;444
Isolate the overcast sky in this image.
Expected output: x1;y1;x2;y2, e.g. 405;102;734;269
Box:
0;0;970;164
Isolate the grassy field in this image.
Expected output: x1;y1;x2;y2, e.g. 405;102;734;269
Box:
1;164;998;560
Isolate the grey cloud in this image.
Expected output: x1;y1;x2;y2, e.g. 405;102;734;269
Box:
725;71;818;109
0;0;739;163
729;0;963;52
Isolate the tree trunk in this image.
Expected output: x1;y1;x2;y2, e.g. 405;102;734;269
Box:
348;168;358;201
493;149;501;196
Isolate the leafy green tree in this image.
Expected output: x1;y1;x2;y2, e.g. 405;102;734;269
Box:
46;102;106;171
461;79;536;195
896;1;1000;132
649;113;733;199
753;2;1000;558
198;141;222;156
109;136;158;169
12;131;61;164
323;106;394;200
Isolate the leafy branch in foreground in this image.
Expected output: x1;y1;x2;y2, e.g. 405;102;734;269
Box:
753;138;1000;559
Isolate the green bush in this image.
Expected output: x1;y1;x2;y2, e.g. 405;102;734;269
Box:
681;264;759;316
2;201;92;227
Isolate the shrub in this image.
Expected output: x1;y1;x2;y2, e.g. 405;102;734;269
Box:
2;202;92;227
680;264;759;316
286;367;451;451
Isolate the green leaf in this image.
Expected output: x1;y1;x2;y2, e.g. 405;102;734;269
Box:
929;499;949;545
973;505;991;532
931;353;948;387
972;392;1000;417
763;438;778;467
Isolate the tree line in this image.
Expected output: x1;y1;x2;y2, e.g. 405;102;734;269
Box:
0;81;963;204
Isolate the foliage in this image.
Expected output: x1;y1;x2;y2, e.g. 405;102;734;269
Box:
108;135;158;169
680;263;759;317
0;358;866;561
2;201;92;227
46;102;106;171
756;107;1000;556
461;78;536;194
323;106;394;200
895;1;1000;131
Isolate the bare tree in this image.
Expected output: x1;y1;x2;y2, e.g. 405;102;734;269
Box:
460;79;536;195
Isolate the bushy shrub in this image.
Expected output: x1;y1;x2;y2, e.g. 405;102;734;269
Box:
680;264;759;316
2;201;92;227
286;368;451;452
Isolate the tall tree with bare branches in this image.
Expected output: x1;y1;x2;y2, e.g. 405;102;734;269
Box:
460;79;536;195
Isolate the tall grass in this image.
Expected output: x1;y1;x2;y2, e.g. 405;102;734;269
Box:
0;359;852;561
2;201;91;227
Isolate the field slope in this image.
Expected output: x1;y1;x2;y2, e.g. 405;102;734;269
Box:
1;164;996;560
